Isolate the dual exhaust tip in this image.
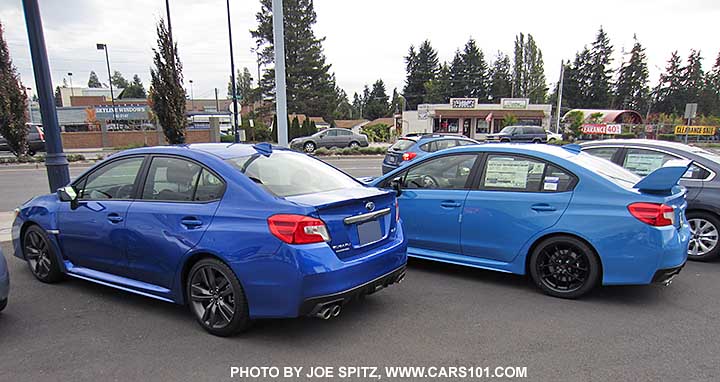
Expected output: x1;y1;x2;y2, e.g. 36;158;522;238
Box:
315;304;342;320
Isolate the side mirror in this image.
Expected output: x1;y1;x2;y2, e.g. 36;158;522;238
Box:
57;186;78;209
390;176;403;197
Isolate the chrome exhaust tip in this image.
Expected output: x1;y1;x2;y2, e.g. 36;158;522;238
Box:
315;306;332;320
396;272;406;284
330;304;341;318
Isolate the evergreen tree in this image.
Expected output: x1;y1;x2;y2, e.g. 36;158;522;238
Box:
563;47;593;109
614;35;649;112
88;70;102;88
586;27;614;108
512;33;547;103
290;116;301;139
111;71;129;88
0;21;28;157
403;40;439;109
365;79;390;120
424;62;451;104
459;38;489;101
150;18;187;144
119;74;147;99
448;51;464;99
351;92;363;119
228;67;255;105
681;50;704;109
300;117;311;136
390;88;405;114
54;86;62;107
251;0;339;119
655;51;684;114
489;52;512;102
332;88;353;120
703;52;720;115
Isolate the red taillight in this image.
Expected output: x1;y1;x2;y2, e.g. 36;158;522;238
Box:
267;214;331;244
402;152;417;161
395;199;400;222
38;128;45;141
628;203;675;227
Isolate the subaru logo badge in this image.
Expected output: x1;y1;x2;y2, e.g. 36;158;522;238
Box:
365;201;375;212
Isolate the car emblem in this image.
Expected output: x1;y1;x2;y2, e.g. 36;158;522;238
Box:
365;201;375;212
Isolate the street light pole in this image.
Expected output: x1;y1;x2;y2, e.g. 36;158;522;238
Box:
67;72;74;100
272;0;289;146
225;0;240;143
96;43;118;123
22;0;70;191
25;87;33;123
189;79;194;111
555;60;564;134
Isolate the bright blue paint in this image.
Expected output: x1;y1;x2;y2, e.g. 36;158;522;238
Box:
634;159;692;192
399;189;467;254
372;143;690;286
381;136;478;174
12;144;407;319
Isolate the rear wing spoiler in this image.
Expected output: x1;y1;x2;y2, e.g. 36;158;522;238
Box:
634;159;692;193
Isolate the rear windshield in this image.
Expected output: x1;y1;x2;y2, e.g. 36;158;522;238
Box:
573;152;641;188
390;139;416;151
226;151;362;197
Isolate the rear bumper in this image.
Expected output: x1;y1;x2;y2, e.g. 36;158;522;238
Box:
652;263;684;284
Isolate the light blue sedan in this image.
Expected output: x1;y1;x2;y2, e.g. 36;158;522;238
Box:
371;143;691;298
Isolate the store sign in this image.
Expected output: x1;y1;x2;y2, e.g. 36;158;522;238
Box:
674;125;717;136
95;105;149;121
417;104;431;120
450;98;477;109
581;124;622;135
501;98;529;110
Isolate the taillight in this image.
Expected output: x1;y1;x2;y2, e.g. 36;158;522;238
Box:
267;214;331;244
395;199;400;222
628;203;675;227
402;152;417;161
38;128;45;141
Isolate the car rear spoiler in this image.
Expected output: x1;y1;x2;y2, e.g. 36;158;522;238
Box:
633;159;692;193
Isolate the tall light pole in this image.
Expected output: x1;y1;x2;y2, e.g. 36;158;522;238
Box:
25;87;33;123
226;0;240;143
189;79;194;111
272;0;288;146
555;60;564;134
22;0;69;191
67;72;74;99
96;43;117;123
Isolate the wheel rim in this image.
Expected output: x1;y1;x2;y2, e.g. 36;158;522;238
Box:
536;243;590;294
350;142;359;148
24;231;51;279
189;266;235;329
688;218;718;257
304;143;314;152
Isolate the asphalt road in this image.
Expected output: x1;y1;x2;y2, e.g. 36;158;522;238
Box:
2;155;720;381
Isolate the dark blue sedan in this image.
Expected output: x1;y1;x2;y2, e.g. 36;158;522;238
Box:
11;143;407;336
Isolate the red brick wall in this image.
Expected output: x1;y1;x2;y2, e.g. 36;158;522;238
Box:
60;129;214;149
107;131;160;147
61;132;103;149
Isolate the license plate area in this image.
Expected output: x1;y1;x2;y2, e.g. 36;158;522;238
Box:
387;155;397;164
357;219;382;246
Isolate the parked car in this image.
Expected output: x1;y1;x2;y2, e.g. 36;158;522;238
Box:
546;130;563;142
370;143;690;298
0;246;8;312
581;139;720;260
382;134;479;174
485;125;547;143
12;143;407;336
0;123;45;156
289;128;369;153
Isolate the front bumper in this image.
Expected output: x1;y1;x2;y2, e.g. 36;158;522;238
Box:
652;263;684;285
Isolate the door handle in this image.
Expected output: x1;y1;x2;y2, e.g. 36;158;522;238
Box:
181;217;203;228
107;213;124;223
440;201;462;208
531;204;556;212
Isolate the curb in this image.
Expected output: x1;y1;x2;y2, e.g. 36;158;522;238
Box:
0;161;96;170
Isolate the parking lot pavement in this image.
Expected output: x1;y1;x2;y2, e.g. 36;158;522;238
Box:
2;239;720;381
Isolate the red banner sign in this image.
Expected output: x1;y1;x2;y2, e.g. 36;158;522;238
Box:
581;124;622;135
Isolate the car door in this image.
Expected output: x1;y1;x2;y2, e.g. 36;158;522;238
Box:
337;129;353;146
57;155;146;276
321;129;339;148
123;156;225;289
461;153;575;263
394;153;479;254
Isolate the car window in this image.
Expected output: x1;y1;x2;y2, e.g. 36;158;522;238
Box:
226;151;361;197
338;130;352;136
481;155;548;192
325;130;338;137
79;157;144;200
544;165;575;192
457;139;476;146
573;152;640;188
623;148;678;177
141;157;202;201
400;154;477;190
583;147;620;161
499;126;515;134
194;169;225;201
390;139;416;151
421;139;459;153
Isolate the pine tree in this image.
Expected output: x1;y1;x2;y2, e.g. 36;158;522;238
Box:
459;38;489;101
150;18;187;144
563;47;593;109
489;52;512;102
586;27;614;108
290;116;301;139
111;71;129;89
54;86;62;107
424;62;451;104
228;67;255;105
614;35;649;112
251;0;339;119
702;52;720;115
512;33;547;103
681;50;704;109
365;79;390;120
331;88;353;120
655;51;684;114
119;74;147;99
88;70;102;88
351;92;363;119
448;51;464;99
0;21;29;157
403;40;439;109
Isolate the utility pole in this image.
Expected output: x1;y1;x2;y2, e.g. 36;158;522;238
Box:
67;72;74;99
226;0;240;143
214;88;219;112
22;0;70;191
165;0;173;44
189;79;194;111
272;0;288;146
555;60;564;134
25;87;33;123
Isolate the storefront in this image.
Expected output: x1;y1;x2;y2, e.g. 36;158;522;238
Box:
403;98;552;140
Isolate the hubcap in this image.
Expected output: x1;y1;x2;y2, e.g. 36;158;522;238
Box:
189;266;235;329
24;231;51;279
304;143;314;152
688;218;718;257
537;244;589;293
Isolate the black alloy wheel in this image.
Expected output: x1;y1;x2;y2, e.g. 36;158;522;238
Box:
529;236;600;299
187;258;250;336
23;225;63;283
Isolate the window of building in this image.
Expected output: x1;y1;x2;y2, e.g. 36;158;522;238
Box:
433;118;459;133
475;119;489;134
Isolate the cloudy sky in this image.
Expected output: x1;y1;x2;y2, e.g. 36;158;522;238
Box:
2;0;720;101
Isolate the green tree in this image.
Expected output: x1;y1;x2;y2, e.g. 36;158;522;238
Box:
111;70;129;88
563;48;593;109
655;51;684;114
390;88;405;114
0;22;28;157
448;51;464;99
459;38;489;101
681;50;704;110
489;52;512;102
251;0;339;119
403;40;439;109
512;33;547;103
228;67;255;105
88;70;102;88
119;74;147;99
54;85;62;107
365;79;390;120
290;116;301;139
702;52;720;115
424;62;451;104
586;27;614;108
149;18;187;144
614;35;649;112
564;110;585;140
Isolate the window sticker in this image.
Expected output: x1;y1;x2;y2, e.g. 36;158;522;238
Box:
625;154;665;176
543;176;559;191
484;159;529;188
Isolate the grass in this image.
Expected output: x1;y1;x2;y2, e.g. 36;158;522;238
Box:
0;153;87;165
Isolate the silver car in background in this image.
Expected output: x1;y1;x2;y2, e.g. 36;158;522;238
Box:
290;128;369;153
0;246;8;312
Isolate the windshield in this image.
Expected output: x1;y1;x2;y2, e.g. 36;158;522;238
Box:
573;153;641;188
499;126;514;134
226;151;362;197
390;139;416;151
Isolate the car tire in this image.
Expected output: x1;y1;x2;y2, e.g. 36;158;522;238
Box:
532;138;542;144
687;211;720;261
349;141;360;149
186;258;251;337
303;142;316;153
23;225;63;283
0;298;6;312
500;138;510;143
27;149;36;156
529;235;600;299
548;138;556;143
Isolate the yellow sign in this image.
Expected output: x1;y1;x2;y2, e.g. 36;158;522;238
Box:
674;126;717;135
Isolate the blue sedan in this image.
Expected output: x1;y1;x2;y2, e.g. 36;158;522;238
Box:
371;144;690;298
12;143;407;336
382;135;479;174
0;246;7;312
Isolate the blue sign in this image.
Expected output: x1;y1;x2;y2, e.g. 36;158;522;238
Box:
95;105;149;121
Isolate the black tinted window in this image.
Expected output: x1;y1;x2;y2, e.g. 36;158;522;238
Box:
79;157;144;200
584;147;619;161
421;139;459;153
194;169;225;201
142;157;202;201
400;154;477;190
390;139;416;151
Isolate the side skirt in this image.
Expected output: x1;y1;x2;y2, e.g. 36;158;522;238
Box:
407;247;518;274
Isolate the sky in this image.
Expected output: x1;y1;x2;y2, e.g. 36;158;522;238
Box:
2;0;720;102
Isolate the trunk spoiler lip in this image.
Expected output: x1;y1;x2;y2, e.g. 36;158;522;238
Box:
284;187;394;210
633;159;692;193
